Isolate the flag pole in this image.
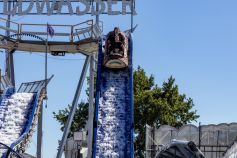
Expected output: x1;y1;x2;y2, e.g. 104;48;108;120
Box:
45;23;48;104
36;23;49;158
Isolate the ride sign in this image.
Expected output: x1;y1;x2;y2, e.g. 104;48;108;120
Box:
2;0;137;16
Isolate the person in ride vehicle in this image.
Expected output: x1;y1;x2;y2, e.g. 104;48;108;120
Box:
107;27;126;56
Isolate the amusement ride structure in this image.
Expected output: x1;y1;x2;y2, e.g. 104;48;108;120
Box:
92;28;134;157
0;0;136;158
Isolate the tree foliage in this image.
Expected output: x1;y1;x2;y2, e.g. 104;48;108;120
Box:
53;66;199;156
52;102;88;137
133;66;199;157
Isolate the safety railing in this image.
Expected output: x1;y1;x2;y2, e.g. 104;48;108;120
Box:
0;17;102;42
11;76;53;153
0;18;20;37
0;75;12;91
18;75;53;93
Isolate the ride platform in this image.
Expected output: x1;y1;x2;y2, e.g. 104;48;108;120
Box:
0;17;101;55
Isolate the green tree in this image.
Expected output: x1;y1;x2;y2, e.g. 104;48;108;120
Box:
53;76;95;137
52;102;88;137
133;66;199;157
53;66;199;156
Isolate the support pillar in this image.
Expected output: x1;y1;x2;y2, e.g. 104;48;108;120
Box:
5;2;15;87
56;55;91;158
87;54;95;158
88;3;100;157
5;49;15;87
37;104;43;158
131;0;134;32
36;35;48;158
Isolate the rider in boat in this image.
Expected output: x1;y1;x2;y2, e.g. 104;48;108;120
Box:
107;27;126;56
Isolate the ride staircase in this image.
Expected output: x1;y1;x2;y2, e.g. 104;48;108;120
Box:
0;76;53;158
92;36;134;158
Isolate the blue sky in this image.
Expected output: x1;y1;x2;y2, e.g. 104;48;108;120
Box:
1;0;237;157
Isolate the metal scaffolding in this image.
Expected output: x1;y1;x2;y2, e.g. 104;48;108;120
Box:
146;123;237;158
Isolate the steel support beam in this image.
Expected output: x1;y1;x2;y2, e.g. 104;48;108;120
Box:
5;1;15;87
56;55;91;158
87;3;100;157
36;37;48;158
131;0;134;31
86;4;100;157
5;49;15;87
37;103;43;158
87;54;95;158
96;2;100;26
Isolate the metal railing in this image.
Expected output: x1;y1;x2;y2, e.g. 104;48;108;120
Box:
18;75;53;93
0;75;12;91
0;17;102;43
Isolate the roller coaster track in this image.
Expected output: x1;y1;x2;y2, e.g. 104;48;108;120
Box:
0;76;53;158
92;35;134;158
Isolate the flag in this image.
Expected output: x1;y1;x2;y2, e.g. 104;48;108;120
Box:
47;23;55;38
